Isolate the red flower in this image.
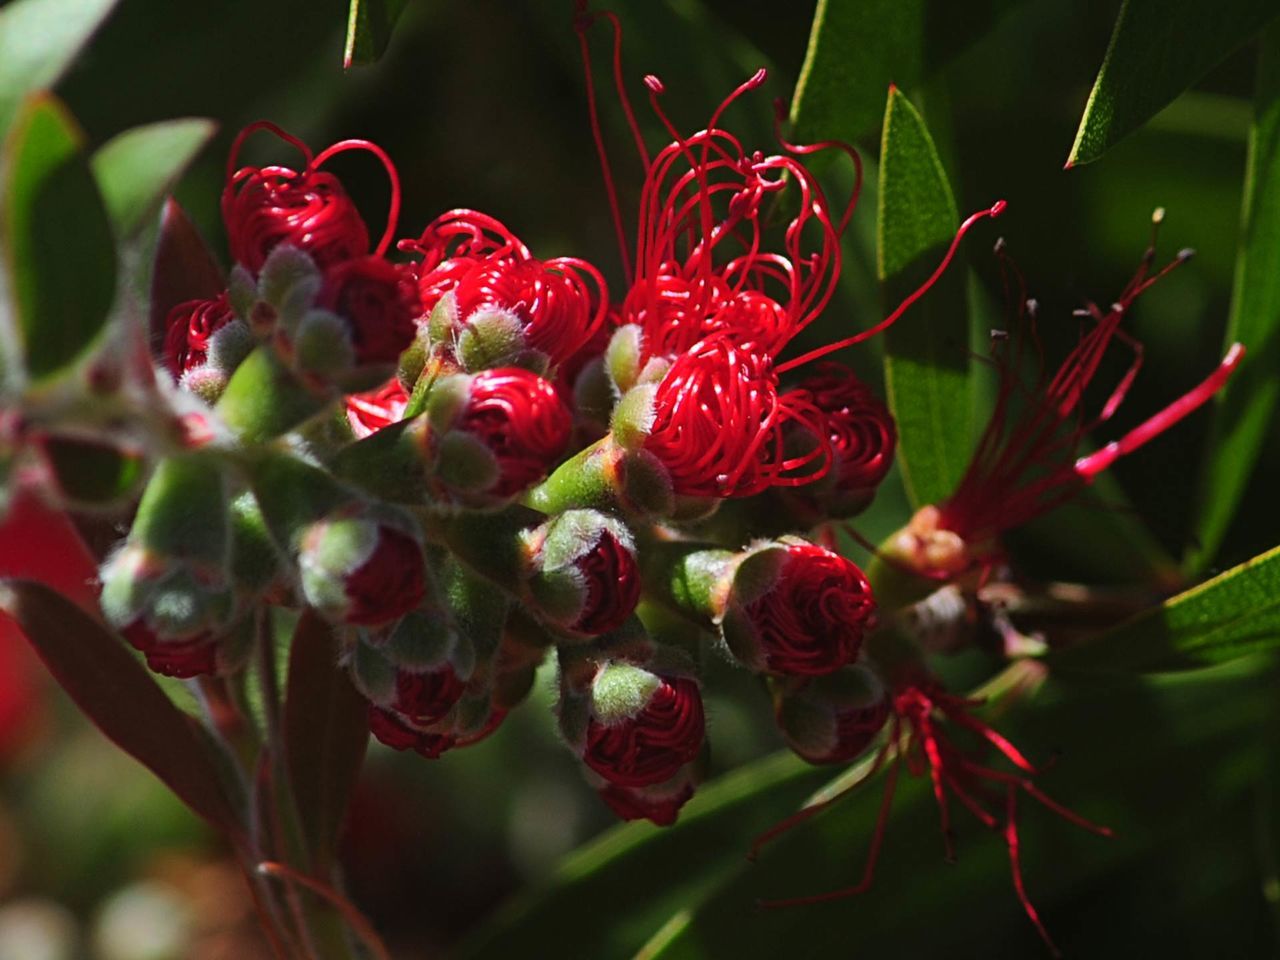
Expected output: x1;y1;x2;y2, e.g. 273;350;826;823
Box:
455;368;572;498
162;293;235;377
774;666;889;764
340;525;427;626
222;121;400;273
571;529;641;635
346;378;410;439
583;672;704;788
644;335;827;498
740;543;875;676
121;621;219;679
368;700;506;759
319;256;419;365
404;209;607;369
784;363;896;496
926;239;1244;570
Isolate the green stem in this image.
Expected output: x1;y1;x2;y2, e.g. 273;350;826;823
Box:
217;346;334;444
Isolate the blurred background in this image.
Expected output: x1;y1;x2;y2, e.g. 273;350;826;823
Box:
1;0;1277;957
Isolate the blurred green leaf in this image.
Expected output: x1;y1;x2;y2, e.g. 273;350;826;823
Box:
344;0;410;69
1187;23;1280;574
1067;0;1280;167
35;433;145;507
1052;544;1280;673
91;118;216;238
1;94;116;381
0;580;242;835
461;751;829;960
877;86;969;508
284;610;369;874
789;0;1031;147
0;0;118;136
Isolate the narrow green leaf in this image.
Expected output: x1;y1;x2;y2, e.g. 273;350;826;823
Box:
1066;0;1280;167
91;118;216;239
877;86;969;508
1;94;116;380
1186;22;1280;574
460;751;828;960
1052;544;1280;673
790;0;1032;146
0;580;241;835
344;0;410;69
0;0;118;136
284;610;369;874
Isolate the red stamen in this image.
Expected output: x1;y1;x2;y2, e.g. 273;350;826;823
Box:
1075;342;1244;478
312;138;402;258
776;200;1007;374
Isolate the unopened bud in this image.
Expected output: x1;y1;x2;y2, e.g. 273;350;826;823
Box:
522;509;640;636
774;664;889;764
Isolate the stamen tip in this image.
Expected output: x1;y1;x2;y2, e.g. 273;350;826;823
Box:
1176;247;1195;262
748;67;768;88
993;236;1007;253
990;199;1008;217
1151;206;1166;224
643;74;665;94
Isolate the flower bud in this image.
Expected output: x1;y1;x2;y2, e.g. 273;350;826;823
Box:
298;515;426;626
781;363;896;518
318;256;419;366
427;368;572;505
162;293;236;378
346;378;410;440
571;662;705;789
594;760;700;826
720;540;875;677
522;510;640;636
774;664;889;764
223;156;368;274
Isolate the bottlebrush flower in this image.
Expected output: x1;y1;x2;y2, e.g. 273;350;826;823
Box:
298;517;426;626
162;293;236;378
721;540;876;676
222;121;400;274
522;509;641;636
781;362;897;517
318;256;419;366
754;670;1111;956
346;378;410;440
403;209;607;371
427;367;573;504
888;238;1245;581
573;662;705;789
773;664;889;764
120;620;219;679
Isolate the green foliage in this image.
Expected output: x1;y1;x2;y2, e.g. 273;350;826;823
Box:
1;95;116;382
91;118;216;238
1053;544;1280;673
344;0;411;68
877;87;970;507
1068;0;1280;165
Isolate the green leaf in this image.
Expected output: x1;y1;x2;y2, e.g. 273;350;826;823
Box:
1186;22;1280;573
1051;544;1280;673
0;580;242;835
0;0;118;136
877;86;969;508
1066;0;1280;167
1;94;116;381
91;118;216;239
789;0;1031;147
460;751;829;960
284;610;369;874
344;0;410;69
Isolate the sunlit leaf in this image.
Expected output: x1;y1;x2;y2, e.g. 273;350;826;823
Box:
0;0;118;136
284;610;369;874
1186;22;1280;573
91;118;216;239
344;0;410;69
1052;544;1280;673
1066;0;1280;167
0;95;116;381
878;86;969;508
0;580;242;835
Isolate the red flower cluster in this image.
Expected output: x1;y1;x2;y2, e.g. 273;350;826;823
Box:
582;672;704;789
163;293;235;378
570;529;641;635
337;525;428;626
